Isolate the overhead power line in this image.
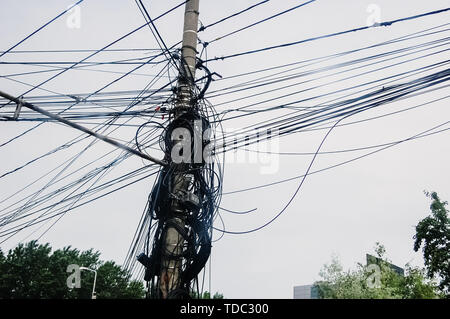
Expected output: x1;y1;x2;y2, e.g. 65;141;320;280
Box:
0;0;187;148
207;0;316;44
0;90;166;165
198;0;270;32
0;0;85;59
205;7;450;62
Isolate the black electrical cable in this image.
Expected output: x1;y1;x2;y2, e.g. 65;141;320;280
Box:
213;57;450;141
214;117;449;234
222;122;449;196
213;59;449;144
0;0;187;148
0;169;160;241
212;23;450;83
205;7;450;62
206;36;450;100
208;0;315;44
1;48;164;54
198;0;270;32
214;106;361;235
0;63;174;239
0;0;85;59
214;67;450;154
136;0;181;74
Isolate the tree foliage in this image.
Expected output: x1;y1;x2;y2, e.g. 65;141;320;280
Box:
0;241;145;299
414;191;450;296
315;243;441;299
190;291;224;299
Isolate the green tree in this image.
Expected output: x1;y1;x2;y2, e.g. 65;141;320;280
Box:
400;265;440;299
414;191;450;296
0;241;145;299
190;291;224;299
315;243;440;299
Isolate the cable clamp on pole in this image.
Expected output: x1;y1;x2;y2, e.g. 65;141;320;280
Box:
13;96;24;120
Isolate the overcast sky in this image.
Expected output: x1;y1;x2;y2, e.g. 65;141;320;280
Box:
1;0;449;298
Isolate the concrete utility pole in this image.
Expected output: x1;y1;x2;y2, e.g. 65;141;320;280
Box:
177;0;200;110
159;0;200;299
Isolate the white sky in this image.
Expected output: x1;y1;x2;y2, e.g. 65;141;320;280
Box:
0;0;449;298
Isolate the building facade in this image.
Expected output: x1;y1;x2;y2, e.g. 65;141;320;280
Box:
293;284;320;299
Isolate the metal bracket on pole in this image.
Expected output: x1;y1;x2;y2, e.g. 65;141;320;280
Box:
13;96;24;120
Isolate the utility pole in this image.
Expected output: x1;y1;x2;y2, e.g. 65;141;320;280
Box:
158;0;200;299
136;0;212;299
177;0;200;110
